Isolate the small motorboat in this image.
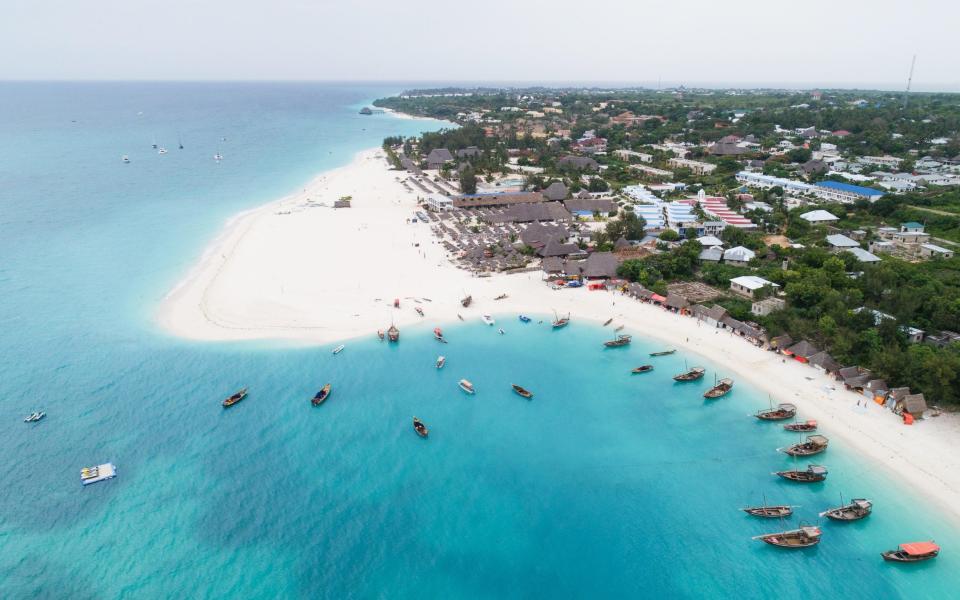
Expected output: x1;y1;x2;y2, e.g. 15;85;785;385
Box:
742;505;794;518
754;526;822;548
673;366;706;382
498;328;505;335
784;420;818;432
604;334;632;348
312;384;332;406
775;464;828;483
820;498;872;521
413;417;429;438
481;315;495;326
415;307;424;316
780;435;829;457
704;378;734;399
377;329;385;341
511;384;533;399
631;365;654;374
213;152;223;161
222;388;248;407
158;147;167;154
650;349;676;357
458;379;475;394
436;355;446;369
518;315;531;323
387;324;400;342
603;318;613;326
881;541;939;562
614;325;624;332
756;403;797;421
332;344;345;355
457;314;464;321
24;411;46;423
122;155;130;163
494;293;508;300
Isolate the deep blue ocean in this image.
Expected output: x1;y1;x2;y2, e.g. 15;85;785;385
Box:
0;83;957;599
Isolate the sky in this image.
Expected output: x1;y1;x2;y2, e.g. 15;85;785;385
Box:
2;0;958;91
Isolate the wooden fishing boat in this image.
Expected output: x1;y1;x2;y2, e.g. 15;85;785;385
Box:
511;384;533;399
387;324;400;342
650;349;676;357
754;525;822;548
703;377;734;399
434;327;444;341
780;435;829;457
458;379;475;394
604;334;632;348
461;295;472;308
756;403;797;421
631;365;654;374
881;541;939;562
552;312;570;329
494;293;508;300
673;366;706;382
457;314;464;321
742;505;794;518
377;329;385;341
222;388;248;407
820;498;872;521
784;420;818;432
312;384;332;406
518;315;531;323
415;307;424;316
775;464;828;483
436;355;445;369
413;417;429;438
603;318;613;326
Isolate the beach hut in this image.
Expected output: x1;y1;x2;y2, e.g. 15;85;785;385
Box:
769;334;794;352
650;293;667;306
864;379;888;403
901;394;928;419
665;294;690;314
808;351;841;376
783;340;820;363
838;366;872;391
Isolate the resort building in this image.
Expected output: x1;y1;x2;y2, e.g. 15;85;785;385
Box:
735;171;815;195
813;181;885;203
425;148;454;170
453;191;544;209
614;150;653;162
729;275;779;298
543;182;569;201
696;192;755;229
425;193;453;212
668;158;717;175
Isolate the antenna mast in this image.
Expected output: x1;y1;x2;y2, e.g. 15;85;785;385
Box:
903;55;916;109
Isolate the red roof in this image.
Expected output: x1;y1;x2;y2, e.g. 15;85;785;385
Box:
833;130;851;136
651;293;667;302
901;541;939;556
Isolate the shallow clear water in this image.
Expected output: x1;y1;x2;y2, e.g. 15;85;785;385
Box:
1;83;957;599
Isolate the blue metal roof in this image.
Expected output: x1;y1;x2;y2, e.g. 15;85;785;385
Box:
815;181;884;196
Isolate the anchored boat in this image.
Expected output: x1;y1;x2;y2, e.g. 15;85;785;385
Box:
881;541;940;562
24;411;46;423
511;384;533;399
332;344;345;355
481;315;495;326
673;365;706;382
753;525;822;548
775;464;828;483
552;311;570;329
461;294;472;308
413;417;429;438
81;463;117;486
518;315;531;323
784;420;818;432
650;349;676;357
780;435;829;457
312;384;332;406
820;497;872;521
703;377;734;399
222;388;248;407
604;334;632;348
387;324;400;342
436;355;445;369
756;402;797;421
631;365;654;374
458;379;475;394
742;504;794;518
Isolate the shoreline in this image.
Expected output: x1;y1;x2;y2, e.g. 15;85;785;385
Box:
157;144;960;525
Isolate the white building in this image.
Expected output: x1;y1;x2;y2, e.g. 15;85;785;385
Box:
736;171;815;195
614;150;653;163
668;158;717;176
723;246;756;266
730;276;780;298
858;155;903;169
800;209;839;224
921;243;955;259
425;193;453;212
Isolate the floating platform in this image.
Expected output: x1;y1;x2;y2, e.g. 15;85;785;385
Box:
81;463;116;486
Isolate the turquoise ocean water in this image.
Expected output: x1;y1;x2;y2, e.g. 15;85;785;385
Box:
0;83;957;599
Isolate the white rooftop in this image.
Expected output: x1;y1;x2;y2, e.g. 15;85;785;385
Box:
800;209;839;222
848;247;881;263
723;246;756;262
697;235;724;247
730;275;779;290
826;234;859;248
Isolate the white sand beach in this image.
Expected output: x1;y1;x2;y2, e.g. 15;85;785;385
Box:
159;147;960;522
